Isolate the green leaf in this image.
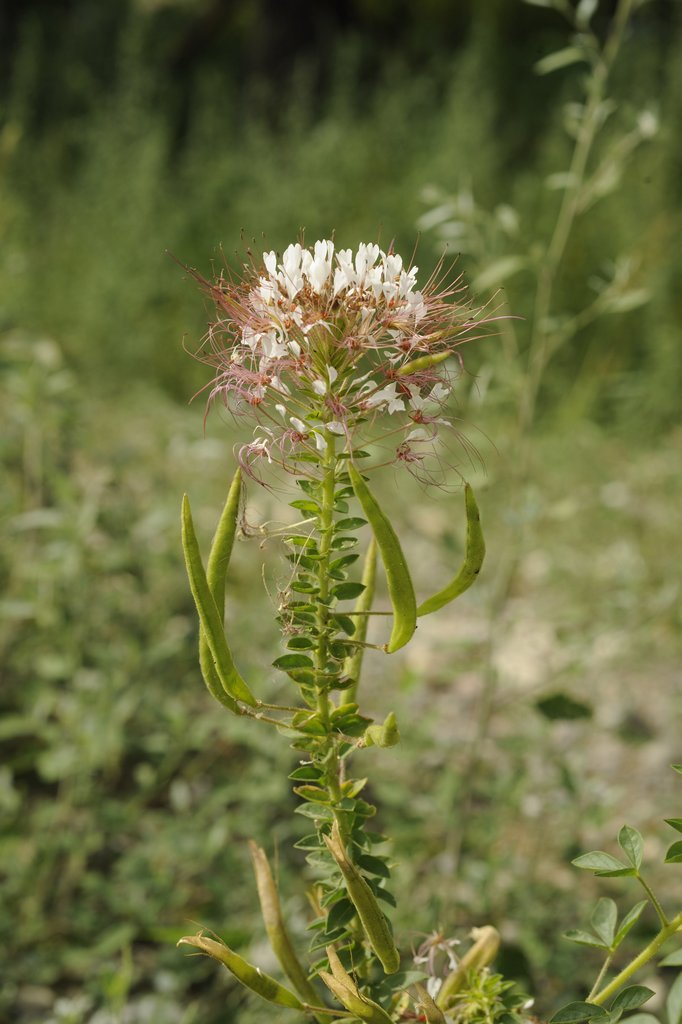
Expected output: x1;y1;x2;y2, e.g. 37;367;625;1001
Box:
563;930;608;950
332;581;366;601
666;973;682;1024
335;517;368;531
325;897;356;932
181;493;257;709
550;1001;608;1023
536;693;593;721
659;950;682;967
613;901;648;947
572;852;629;873
620;1016;659;1024
273;653;314;670
472;255;526;292
288;765;322;781
356;854;391;879
287;636;315;650
535;46;588;76
672;765;682;775
417;484;485;617
665;820;682;835
591;898;618;947
611;987;654;1013
348;463;416;653
664;841;682;864
619;826;644;870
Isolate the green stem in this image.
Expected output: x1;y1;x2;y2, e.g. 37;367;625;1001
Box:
519;0;634;436
592;910;682;1005
315;432;337;733
637;874;669;927
588;953;613;1002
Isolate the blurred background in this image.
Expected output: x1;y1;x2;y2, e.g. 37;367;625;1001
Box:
1;1;681;1022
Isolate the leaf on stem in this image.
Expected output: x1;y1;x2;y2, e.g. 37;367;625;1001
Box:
618;826;644;870
613;901;648;947
549;1002;609;1024
611;987;655;1013
667;973;682;1024
417;484;485;618
572;851;635;876
664;841;682;864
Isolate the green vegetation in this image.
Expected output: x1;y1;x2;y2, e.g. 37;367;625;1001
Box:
1;1;681;1021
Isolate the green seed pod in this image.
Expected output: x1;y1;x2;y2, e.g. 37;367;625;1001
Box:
177;931;304;1009
414;983;446;1023
436;925;500;1010
248;842;321;1008
417;484;485;617
206;466;242;616
323;820;400;974
396;350;451;376
181;494;257;707
347;463;416;654
319;955;394;1024
344;537;377;703
364;711;401;748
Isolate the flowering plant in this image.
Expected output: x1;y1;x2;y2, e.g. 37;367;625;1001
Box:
176;239;682;1024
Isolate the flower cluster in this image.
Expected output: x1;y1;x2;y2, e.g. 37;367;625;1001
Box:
191;239;490;478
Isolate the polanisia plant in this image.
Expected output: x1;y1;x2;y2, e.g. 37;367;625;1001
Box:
176;238;507;1022
176;238;682;1023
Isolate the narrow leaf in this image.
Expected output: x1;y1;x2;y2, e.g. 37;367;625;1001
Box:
619;826;644;870
536;693;592;720
472;255;526;292
572;852;628;873
182;495;257;707
348;463;416;653
613;901;648;947
665;820;682;835
611;987;655;1013
535;46;588;76
417;484;485;617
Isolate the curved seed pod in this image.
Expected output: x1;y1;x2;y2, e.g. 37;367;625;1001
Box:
414;983;446;1024
323;820;400;974
417;484;485;618
248;842;322;1009
436;926;500;1010
198;469;244;712
347;463;416;654
364;711;400;748
177;932;304;1009
319;965;394;1024
181;494;257;707
344;537;377;703
206;466;242;617
396;350;451;376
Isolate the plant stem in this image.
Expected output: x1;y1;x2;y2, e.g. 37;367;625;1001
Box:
636;874;669;928
592;910;682;1005
588;953;613;1002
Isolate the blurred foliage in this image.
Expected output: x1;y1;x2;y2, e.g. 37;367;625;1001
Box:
1;1;681;1021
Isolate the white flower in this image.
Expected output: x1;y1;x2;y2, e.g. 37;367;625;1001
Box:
364;383;404;414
